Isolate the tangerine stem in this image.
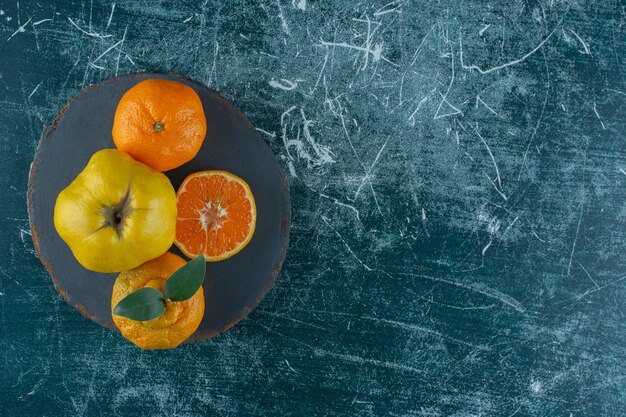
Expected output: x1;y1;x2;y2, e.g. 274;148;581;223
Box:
154;121;164;132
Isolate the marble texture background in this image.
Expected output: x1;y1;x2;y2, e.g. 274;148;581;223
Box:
1;0;624;415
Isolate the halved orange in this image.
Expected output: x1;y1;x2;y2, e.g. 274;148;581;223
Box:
174;170;256;262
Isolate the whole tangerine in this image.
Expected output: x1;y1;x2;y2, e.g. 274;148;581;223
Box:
112;78;207;172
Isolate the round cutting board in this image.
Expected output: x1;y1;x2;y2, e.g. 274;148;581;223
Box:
27;72;290;342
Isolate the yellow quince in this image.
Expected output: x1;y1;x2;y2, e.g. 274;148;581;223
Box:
54;149;177;273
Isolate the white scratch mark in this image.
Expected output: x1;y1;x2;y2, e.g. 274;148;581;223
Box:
280;106;335;172
576;276;626;301
319;193;361;222
363;316;486;350
475;95;498;115
532;231;546;242
6;17;31;41
338;106;382;214
593;102;606;129
439;302;495;311
354;138;388;200
114;25;128;76
276;0;290;35
508;406;522;417
106;3;116;28
256;127;276;138
18;378;44;400
208;41;220;86
27;82;41;100
518;57;549;180
569;29;590;54
339;117;383;215
287;161;297;177
308;46;329;95
577;261;600;289
284;359;298;373
280;106;297;162
434;45;462;120
421;208;426;221
269;78;297;91
260;310;327;330
32;18;51;26
504;216;519;234
4;273;36;300
408;88;435;125
88;61;105;70
314;349;424;374
606;88;626;97
473;123;504;194
482;239;493;256
567;202;583;276
292;0;306;11
259;51;279;59
18;227;31;243
321;215;372;271
434;94;463;119
620;169;626;176
374;1;401;16
484;172;508;201
12;365;37;387
92;38;123;63
183;15;193;23
300;108;336;165
460;28;556;74
68;17;111;38
479;24;491;36
360;15;376;71
319;39;398;67
403;272;526;312
410;25;433;66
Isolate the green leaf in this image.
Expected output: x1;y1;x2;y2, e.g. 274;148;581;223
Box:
164;256;206;302
113;287;165;321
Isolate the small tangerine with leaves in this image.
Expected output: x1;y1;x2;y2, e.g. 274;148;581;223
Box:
111;252;205;350
112;78;207;172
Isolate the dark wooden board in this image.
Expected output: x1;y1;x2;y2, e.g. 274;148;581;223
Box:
27;72;291;342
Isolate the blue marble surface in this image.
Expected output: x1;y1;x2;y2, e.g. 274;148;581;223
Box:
1;0;625;415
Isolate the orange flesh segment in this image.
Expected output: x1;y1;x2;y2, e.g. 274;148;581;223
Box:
175;171;256;261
